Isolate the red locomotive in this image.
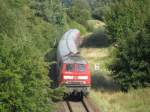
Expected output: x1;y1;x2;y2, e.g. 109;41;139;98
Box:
57;29;91;96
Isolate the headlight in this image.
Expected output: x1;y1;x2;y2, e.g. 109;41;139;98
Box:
78;76;88;80
63;76;73;79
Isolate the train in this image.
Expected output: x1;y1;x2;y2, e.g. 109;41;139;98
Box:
56;29;91;96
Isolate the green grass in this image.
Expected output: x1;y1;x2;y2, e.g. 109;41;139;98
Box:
89;88;150;112
80;47;113;74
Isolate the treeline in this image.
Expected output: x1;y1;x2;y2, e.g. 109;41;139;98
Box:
0;0;66;112
105;0;150;91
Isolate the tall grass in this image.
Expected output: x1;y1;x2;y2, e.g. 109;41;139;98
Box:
89;88;150;112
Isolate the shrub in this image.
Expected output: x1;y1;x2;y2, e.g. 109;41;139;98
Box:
106;0;150;91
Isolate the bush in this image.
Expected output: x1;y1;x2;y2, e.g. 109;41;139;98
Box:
106;0;150;91
0;0;65;111
110;29;150;91
105;0;149;43
67;0;91;25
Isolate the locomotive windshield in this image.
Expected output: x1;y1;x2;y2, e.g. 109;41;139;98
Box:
77;64;86;71
66;64;74;71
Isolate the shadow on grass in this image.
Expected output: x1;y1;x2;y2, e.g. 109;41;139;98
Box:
91;72;119;92
81;31;109;48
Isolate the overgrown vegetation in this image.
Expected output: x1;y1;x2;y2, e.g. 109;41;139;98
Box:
105;0;150;91
90;88;150;112
0;0;67;111
66;0;91;25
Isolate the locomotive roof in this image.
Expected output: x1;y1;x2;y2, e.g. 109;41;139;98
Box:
62;55;87;64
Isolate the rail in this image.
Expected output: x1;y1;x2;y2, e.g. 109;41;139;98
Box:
65;97;94;112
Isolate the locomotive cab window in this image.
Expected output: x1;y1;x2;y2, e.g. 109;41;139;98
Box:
66;64;74;71
77;64;86;71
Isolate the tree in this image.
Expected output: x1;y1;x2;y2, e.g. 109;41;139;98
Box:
105;0;149;43
88;0;112;20
29;0;66;25
67;0;91;25
106;0;150;91
0;0;64;111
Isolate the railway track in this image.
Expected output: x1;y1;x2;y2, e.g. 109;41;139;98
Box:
63;97;94;112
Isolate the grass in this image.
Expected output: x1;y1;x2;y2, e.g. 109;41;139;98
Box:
80;25;150;112
89;88;150;112
80;47;112;74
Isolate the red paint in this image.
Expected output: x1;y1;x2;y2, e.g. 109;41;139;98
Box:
59;63;91;86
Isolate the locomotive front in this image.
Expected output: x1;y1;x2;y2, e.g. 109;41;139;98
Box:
61;56;91;95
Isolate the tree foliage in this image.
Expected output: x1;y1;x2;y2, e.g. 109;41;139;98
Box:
30;0;66;25
67;0;91;25
106;0;149;43
0;0;66;111
106;0;150;91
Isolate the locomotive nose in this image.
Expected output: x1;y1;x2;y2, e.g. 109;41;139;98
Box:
61;63;91;85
